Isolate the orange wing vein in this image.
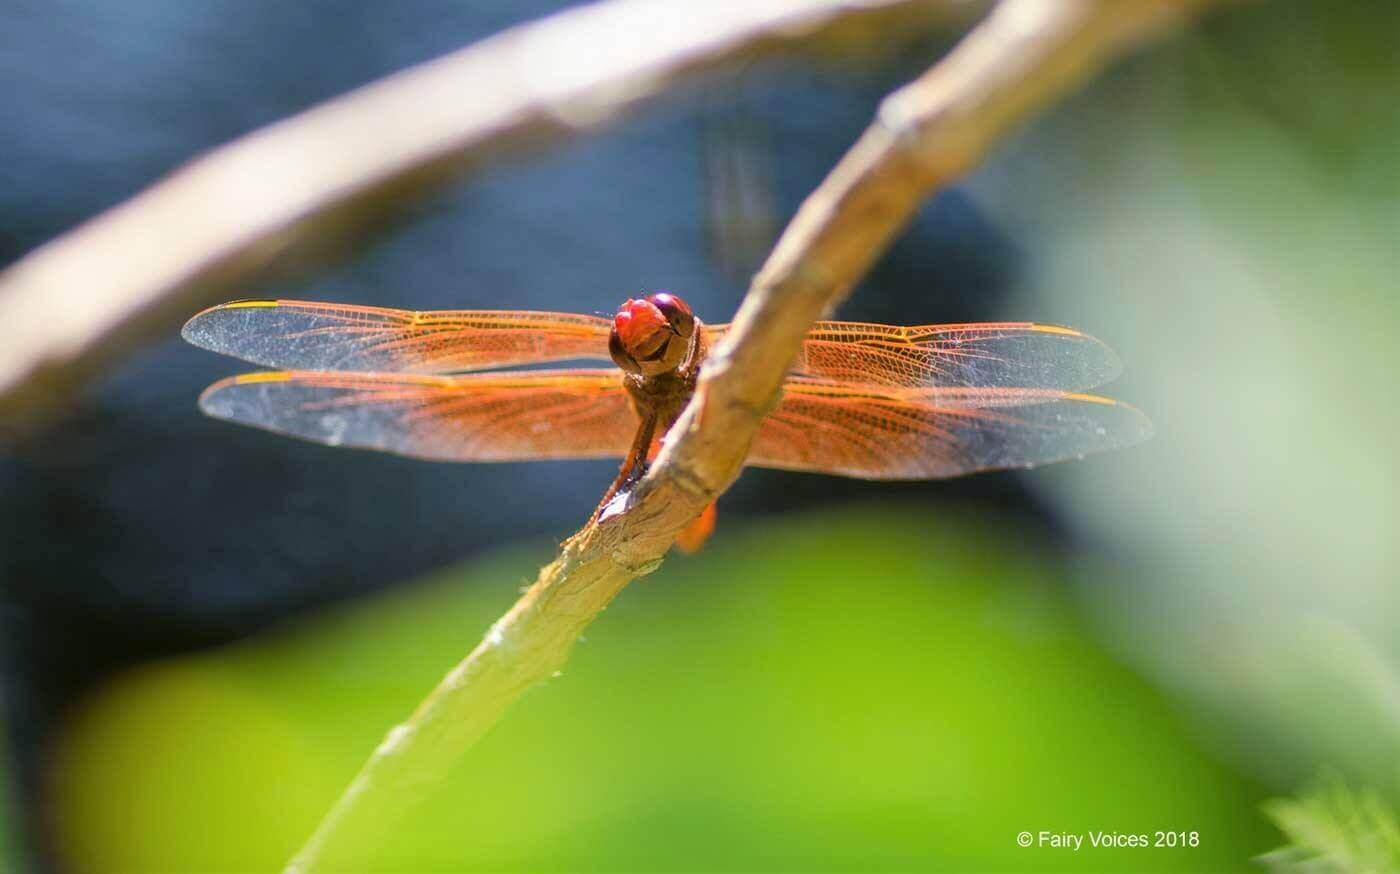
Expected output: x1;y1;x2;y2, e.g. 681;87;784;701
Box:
184;301;1119;396
705;321;1121;391
748;378;1152;480
197;370;635;462
182;300;614;373
196;370;1150;477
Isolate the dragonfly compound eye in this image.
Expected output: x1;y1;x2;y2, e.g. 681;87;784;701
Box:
647;292;695;339
611;295;691;376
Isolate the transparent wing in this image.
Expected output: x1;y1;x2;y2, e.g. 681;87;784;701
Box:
748;378;1152;480
703;321;1122;391
197;370;635;462
183;300;614;373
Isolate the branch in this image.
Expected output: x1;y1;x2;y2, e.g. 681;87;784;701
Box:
0;0;968;435
286;0;1224;870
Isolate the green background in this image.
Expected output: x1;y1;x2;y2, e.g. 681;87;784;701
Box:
53;510;1275;871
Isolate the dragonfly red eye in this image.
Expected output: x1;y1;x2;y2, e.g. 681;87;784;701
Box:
609;294;696;376
648;292;690;319
613;298;671;357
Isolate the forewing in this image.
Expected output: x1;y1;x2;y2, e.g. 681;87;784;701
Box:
198;370;635;462
748;378;1152;479
183;300;614;373
703;321;1121;391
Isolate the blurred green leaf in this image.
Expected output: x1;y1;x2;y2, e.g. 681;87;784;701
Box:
1261;777;1400;873
53;507;1275;871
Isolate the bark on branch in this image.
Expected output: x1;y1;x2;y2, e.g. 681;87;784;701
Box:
285;0;1224;870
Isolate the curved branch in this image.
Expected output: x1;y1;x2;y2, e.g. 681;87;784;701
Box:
0;0;970;434
286;0;1224;870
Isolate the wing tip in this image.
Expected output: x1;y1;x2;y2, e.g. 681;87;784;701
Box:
1065;393;1155;444
1031;323;1125;386
196;376;236;418
196;371;291;418
181;299;280;349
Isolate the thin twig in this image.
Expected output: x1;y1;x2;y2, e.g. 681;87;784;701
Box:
0;0;969;434
285;0;1224;870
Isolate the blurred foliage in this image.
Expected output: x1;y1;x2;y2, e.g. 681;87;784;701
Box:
966;0;1400;799
52;508;1275;871
1261;778;1400;873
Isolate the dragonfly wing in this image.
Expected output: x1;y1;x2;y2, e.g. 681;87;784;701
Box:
198;369;634;462
705;321;1122;391
747;378;1152;480
183;300;614;373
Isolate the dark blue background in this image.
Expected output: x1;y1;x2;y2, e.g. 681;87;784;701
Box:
0;3;1042;866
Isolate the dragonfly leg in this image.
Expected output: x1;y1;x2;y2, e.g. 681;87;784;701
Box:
594;414;658;519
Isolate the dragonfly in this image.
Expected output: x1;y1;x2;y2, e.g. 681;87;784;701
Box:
183;293;1151;550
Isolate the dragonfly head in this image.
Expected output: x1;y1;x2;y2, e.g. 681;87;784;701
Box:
610;292;695;376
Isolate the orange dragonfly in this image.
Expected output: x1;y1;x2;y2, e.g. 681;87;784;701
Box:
183;293;1150;550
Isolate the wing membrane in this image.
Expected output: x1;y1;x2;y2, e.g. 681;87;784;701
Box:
704;321;1121;391
198;370;634;462
185;301;1118;393
197;370;1148;476
183;300;613;373
748;378;1152;480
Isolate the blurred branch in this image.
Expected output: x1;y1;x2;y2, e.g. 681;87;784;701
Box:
0;0;972;435
286;0;1224;870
